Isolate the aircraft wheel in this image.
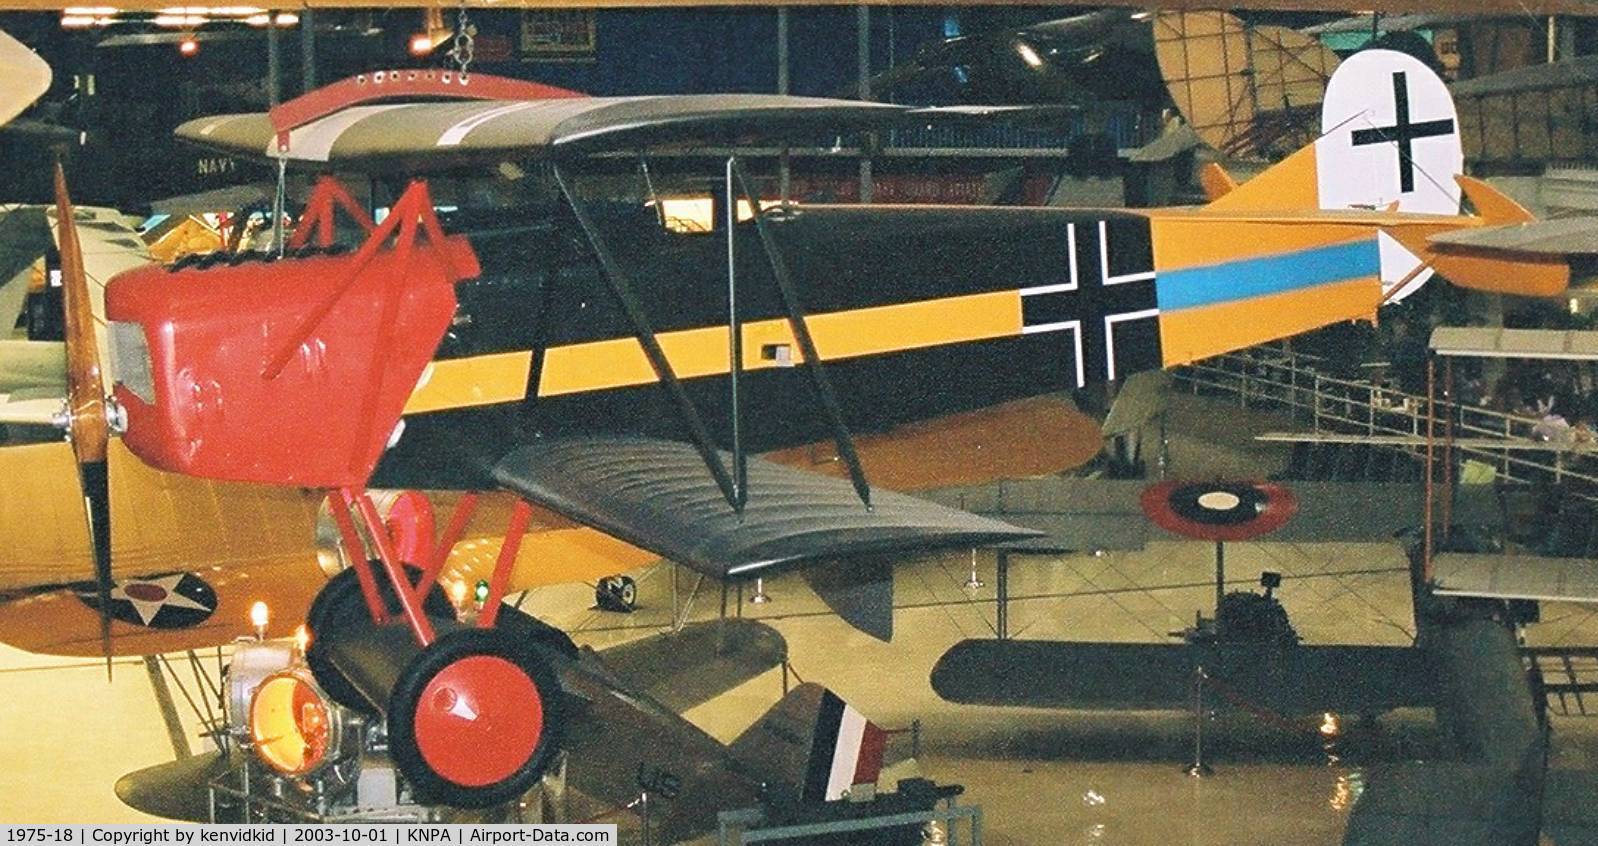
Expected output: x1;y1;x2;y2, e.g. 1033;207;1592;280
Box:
305;565;454;714
595;575;638;613
387;627;563;809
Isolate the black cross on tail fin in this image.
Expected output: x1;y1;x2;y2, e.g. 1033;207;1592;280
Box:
1349;71;1456;194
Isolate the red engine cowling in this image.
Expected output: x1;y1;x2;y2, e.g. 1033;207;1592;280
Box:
106;199;479;488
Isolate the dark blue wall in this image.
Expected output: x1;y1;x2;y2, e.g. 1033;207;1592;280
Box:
462;7;1070;99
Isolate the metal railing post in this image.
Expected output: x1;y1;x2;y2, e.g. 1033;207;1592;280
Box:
1504;417;1513;476
1289;358;1299;412
1313;375;1322;432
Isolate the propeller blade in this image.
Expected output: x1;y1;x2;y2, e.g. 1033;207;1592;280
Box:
52;160;114;677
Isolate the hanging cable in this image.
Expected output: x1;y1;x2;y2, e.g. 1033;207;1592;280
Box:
447;5;476;79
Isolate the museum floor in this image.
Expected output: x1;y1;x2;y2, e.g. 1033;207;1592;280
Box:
5;393;1598;844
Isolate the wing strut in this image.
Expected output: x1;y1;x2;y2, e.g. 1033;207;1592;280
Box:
550;164;743;513
728;157;871;508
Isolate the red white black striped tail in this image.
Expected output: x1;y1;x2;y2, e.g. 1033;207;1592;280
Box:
803;688;888;802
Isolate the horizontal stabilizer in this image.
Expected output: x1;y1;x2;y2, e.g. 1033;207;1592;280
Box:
1386;175;1572;298
491;436;1039;581
594;618;787;713
115;750;233;823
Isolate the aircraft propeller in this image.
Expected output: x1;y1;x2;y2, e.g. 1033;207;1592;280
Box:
51;160;117;678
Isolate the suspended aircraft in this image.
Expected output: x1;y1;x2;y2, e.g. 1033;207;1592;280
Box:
21;39;1584;809
930;478;1442;718
116;616;923;834
865;8;1344;162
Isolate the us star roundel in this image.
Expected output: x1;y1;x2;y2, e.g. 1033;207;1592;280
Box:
74;572;219;629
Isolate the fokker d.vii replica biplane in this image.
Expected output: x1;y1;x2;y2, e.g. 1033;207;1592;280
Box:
27;46;1581;810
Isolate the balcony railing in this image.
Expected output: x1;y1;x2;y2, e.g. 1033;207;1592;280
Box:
1172;345;1598;500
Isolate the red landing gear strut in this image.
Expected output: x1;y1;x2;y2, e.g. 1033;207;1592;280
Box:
308;487;560;809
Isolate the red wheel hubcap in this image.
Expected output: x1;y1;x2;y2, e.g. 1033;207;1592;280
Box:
413;655;544;787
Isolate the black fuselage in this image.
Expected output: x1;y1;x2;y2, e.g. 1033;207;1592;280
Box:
374;200;1162;490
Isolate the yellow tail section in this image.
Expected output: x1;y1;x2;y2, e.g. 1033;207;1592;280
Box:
1199;152;1567;297
1198;162;1238;202
1383;176;1569;298
1457;176;1535;224
1201;144;1319;212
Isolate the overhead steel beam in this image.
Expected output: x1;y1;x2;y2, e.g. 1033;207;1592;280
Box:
856;3;872;204
301;7;316;92
265;12;280;107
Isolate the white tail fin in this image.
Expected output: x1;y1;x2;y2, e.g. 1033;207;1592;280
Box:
1316;49;1463;215
1318;49;1464;303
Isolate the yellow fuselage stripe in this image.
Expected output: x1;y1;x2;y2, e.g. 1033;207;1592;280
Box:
1158;276;1380;367
404;350;535;415
539;288;1021;397
402;289;1024;411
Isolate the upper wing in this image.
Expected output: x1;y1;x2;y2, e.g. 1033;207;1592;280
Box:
491;435;1040;580
1428;218;1598;256
178;94;916;172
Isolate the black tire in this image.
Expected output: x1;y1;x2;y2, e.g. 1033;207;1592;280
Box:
305;564;454;714
386;627;564;809
594;574;638;613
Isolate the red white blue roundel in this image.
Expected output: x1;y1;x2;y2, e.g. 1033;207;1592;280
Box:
74;572;218;629
1140;480;1298;542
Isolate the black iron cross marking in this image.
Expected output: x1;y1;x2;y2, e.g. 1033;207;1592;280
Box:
1349;71;1456;194
1021;220;1159;387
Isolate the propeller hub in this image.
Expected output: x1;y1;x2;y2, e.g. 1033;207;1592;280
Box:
51;397;124;438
